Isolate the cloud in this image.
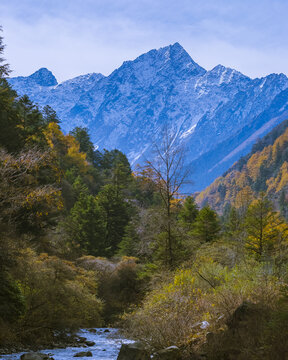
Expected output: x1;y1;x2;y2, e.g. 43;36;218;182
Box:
1;0;288;81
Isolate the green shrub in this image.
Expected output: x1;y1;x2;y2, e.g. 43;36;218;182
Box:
123;257;282;353
13;249;103;345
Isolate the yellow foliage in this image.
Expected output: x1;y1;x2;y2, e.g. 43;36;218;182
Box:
15;248;103;335
246;147;271;181
123;257;282;351
233;186;253;210
196;126;288;212
267;162;288;194
43;122;89;177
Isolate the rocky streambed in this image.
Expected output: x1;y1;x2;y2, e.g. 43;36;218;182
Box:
0;328;135;360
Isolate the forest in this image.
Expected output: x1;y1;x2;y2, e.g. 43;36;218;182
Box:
0;31;288;359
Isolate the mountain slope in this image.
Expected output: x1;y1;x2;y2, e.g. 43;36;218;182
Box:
8;43;288;190
196;119;288;212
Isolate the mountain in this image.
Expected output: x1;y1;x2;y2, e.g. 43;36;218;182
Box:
8;43;288;190
196;119;288;212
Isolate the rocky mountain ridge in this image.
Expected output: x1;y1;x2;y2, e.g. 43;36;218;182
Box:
8;43;288;190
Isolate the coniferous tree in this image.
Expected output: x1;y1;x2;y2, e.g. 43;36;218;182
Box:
0;27;10;78
0;80;21;152
225;206;242;235
191;205;221;243
16;95;47;148
97;184;130;256
66;193;106;256
223;206;247;259
43;105;60;124
178;196;199;230
118;221;140;256
101;149;132;192
70;127;95;163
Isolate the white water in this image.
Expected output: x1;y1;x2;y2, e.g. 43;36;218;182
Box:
0;328;134;360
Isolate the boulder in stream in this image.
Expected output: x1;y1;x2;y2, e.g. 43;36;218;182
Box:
117;342;150;360
77;337;87;343
20;353;54;360
84;341;95;346
73;351;92;357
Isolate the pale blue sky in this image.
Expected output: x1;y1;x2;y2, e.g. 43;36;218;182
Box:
1;0;288;82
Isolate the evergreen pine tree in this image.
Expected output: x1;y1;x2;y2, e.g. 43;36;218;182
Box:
118;221;140;256
178;196;199;230
191;205;221;243
70;127;95;163
0;27;10;78
96;184;130;256
43;105;60;124
66;193;106;256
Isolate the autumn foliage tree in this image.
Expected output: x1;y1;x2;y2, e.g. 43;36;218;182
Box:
245;194;288;259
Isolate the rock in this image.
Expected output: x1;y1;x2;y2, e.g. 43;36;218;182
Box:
117;342;150;360
227;301;264;330
88;328;97;333
84;341;95;347
73;351;92;357
202;302;270;359
153;346;181;360
103;329;110;333
206;332;214;341
20;353;54;360
77;337;87;342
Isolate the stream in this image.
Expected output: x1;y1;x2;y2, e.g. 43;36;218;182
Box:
0;328;134;360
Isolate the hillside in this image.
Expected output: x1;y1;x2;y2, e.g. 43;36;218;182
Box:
196;119;288;212
8;43;288;191
2;31;288;360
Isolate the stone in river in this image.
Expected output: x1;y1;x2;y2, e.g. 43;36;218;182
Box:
84;341;95;346
20;353;54;360
73;351;92;357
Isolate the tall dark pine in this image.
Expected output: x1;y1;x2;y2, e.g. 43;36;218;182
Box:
70;127;95;163
0;27;10;78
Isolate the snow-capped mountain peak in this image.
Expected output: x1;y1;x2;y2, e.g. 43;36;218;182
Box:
28;67;58;86
8;43;288;191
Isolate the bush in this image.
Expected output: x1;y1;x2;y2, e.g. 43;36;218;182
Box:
96;257;146;322
122;257;283;353
12;249;103;345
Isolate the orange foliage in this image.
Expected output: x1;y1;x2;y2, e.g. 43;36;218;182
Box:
196;125;288;212
44;122;89;178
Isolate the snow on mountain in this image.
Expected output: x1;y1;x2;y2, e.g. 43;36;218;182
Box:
8;43;288;190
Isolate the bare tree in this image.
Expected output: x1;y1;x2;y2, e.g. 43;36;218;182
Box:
142;126;190;267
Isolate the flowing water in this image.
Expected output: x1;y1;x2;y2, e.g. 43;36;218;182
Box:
0;328;134;360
